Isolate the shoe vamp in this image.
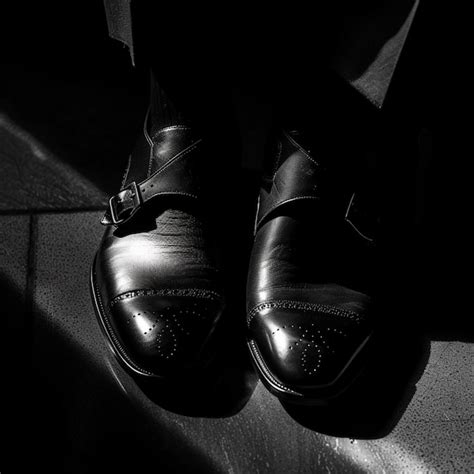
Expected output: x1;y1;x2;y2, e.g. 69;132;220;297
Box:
97;209;220;298
248;215;372;315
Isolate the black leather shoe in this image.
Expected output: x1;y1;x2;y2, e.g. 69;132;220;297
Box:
91;103;225;378
246;129;378;403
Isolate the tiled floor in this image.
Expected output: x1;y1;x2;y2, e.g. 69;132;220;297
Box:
3;204;473;472
2;4;471;472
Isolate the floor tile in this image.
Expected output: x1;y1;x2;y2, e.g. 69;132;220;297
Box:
28;211;473;473
1;214;33;473
0;214;30;329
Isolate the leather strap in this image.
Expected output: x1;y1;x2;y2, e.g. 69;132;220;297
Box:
255;130;379;243
255;134;322;233
102;139;203;226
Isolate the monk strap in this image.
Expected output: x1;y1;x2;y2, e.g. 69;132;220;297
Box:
101;138;203;227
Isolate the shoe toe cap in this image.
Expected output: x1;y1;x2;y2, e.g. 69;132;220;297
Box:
107;290;224;376
249;303;371;391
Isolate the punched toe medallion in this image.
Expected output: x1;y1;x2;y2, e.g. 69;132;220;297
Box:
247;298;372;398
91;110;225;377
105;291;223;375
247;130;377;402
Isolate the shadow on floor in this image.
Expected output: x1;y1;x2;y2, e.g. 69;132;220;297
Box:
2;273;248;473
283;327;430;439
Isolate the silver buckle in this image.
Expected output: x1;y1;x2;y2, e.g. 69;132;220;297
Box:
108;182;140;225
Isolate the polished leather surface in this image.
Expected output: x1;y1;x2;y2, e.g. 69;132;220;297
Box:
92;113;224;376
247;129;376;400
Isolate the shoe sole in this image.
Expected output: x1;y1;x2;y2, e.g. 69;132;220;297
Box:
247;333;372;405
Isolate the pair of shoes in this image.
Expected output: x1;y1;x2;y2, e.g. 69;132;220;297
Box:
91;95;377;403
